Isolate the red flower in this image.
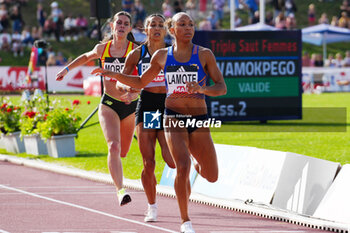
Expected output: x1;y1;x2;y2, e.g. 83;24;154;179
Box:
87;100;91;105
27;111;36;118
72;99;81;106
43;114;48;120
7;108;12;113
13;106;19;110
65;108;70;111
1;103;7;109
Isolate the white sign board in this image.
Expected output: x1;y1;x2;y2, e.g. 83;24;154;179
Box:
272;152;340;215
192;144;286;203
0;66;96;92
313;164;350;224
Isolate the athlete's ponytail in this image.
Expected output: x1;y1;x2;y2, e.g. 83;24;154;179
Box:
165;17;174;38
127;32;136;44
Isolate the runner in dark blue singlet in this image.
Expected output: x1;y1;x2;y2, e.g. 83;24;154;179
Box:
121;13;175;223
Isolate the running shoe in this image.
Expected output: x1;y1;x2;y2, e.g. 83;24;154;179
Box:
180;221;195;233
117;188;131;206
144;206;157;222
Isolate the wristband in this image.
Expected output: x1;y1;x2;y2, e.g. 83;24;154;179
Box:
65;67;69;72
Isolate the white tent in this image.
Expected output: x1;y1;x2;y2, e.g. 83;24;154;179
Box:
235;23;279;31
302;24;350;61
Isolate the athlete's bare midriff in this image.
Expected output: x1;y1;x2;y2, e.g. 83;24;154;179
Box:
165;97;207;115
144;86;166;94
104;80;139;100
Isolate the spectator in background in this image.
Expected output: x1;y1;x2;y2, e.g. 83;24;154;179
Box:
46;53;56;66
132;19;146;43
173;0;184;14
208;11;219;29
310;53;317;66
76;14;88;37
333;53;344;67
330;15;338;26
314;53;324;67
11;30;23;57
43;16;56;39
251;10;259;24
87;19;99;39
0;28;11;52
64;14;76;41
46;46;55;58
265;11;274;26
338;11;349;28
234;14;242;27
302;51;311;67
286;13;297;29
31;26;40;41
318;13;329;24
55;52;66;66
340;0;350;16
325;54;336;67
185;0;197;20
213;0;225;25
343;50;350;67
10;4;24;33
134;0;146;22
198;16;212;30
308;4;316;26
162;0;173;18
284;0;297;17
0;3;10;32
21;26;33;47
50;1;64;41
271;0;284;20
122;0;134;13
245;0;258;24
36;3;46;34
275;12;286;29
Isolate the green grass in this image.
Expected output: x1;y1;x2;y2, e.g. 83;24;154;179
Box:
211;93;350;164
1;93;350;182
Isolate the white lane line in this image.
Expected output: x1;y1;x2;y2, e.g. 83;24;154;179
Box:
0;184;177;233
110;232;137;233
0;192;116;195
210;231;308;233
0;229;10;233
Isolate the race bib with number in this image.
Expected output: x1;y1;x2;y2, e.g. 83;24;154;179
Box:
165;65;198;94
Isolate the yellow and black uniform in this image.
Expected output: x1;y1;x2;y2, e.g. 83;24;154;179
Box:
100;40;139;120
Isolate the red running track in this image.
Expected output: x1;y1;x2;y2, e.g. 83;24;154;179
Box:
0;161;330;233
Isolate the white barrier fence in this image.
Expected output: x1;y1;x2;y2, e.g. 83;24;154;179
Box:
314;164;350;224
302;67;350;93
160;144;347;226
0;66;96;92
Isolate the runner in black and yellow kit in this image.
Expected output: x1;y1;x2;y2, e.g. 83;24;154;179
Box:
56;11;138;206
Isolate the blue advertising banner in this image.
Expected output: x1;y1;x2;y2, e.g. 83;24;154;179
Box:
160;163;198;187
193;30;302;121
